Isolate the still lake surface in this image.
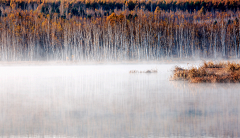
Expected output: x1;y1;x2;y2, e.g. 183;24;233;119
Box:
0;62;240;137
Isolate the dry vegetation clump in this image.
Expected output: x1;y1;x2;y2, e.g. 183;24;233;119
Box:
129;69;158;73
171;61;240;83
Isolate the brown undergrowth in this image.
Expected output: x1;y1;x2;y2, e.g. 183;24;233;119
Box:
171;61;240;83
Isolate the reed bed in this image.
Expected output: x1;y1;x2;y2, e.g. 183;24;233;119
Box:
129;69;158;73
171;61;240;83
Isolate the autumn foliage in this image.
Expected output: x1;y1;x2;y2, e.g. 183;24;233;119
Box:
0;0;240;61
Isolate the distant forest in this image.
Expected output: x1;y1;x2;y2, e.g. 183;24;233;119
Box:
1;0;239;16
0;0;240;61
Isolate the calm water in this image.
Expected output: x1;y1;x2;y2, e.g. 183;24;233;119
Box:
0;63;240;137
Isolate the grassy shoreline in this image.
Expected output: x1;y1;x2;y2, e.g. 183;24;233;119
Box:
171;61;240;83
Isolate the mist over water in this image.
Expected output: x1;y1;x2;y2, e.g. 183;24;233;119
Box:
0;63;240;137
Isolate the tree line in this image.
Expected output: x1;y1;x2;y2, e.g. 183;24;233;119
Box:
0;0;239;18
0;1;240;61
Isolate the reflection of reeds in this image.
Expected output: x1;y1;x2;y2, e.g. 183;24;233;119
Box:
171;61;240;83
129;69;158;73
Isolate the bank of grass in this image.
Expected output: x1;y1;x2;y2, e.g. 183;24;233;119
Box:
172;61;240;83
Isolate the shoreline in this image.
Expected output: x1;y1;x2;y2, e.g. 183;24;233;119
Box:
0;59;240;66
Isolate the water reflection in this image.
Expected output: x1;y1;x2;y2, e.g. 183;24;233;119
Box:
0;64;239;137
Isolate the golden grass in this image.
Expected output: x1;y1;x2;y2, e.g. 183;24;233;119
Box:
129;69;158;73
171;61;240;83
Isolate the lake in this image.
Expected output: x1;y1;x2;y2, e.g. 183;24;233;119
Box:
0;62;239;137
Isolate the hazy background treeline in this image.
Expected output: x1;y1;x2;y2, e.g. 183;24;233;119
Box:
0;0;239;16
0;0;240;61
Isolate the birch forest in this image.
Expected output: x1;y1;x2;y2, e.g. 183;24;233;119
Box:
0;0;240;61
